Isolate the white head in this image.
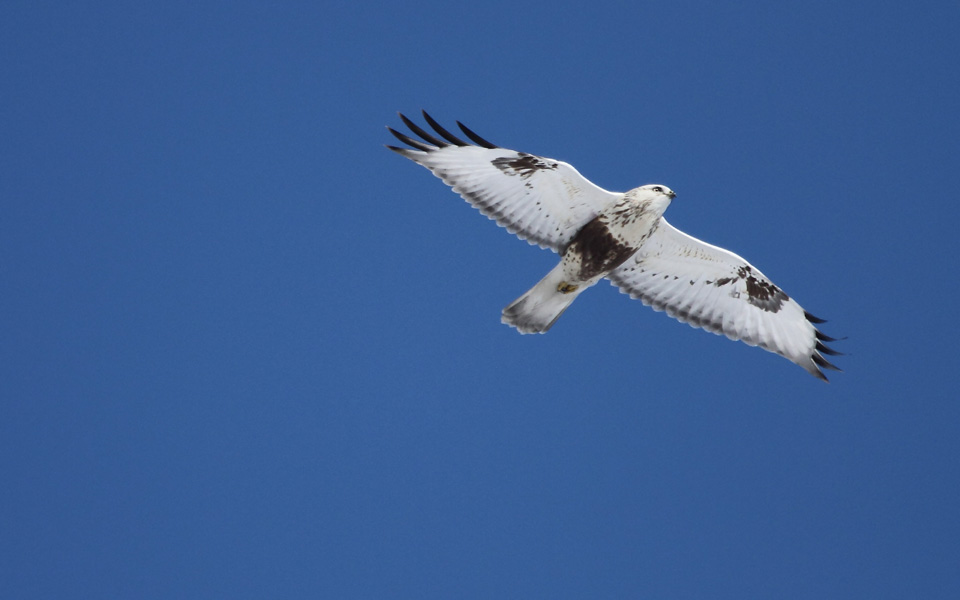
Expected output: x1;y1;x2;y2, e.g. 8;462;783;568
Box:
627;184;676;212
637;184;676;200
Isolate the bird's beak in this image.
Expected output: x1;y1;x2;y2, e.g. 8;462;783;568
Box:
668;190;677;199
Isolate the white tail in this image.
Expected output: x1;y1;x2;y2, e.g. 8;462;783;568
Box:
501;264;586;334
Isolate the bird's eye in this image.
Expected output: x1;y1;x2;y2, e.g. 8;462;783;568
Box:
652;186;663;193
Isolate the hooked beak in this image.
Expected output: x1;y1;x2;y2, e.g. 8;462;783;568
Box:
667;190;677;199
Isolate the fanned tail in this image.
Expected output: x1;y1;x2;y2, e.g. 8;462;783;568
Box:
501;264;584;334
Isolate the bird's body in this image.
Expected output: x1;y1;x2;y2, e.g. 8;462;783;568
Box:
387;112;841;380
503;186;674;334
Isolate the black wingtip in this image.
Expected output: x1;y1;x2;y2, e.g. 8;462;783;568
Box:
386;126;434;152
806;311;844;379
816;340;844;356
812;352;843;373
389;111;498;151
398;112;449;148
422;110;469;146
457;120;499;149
815;330;839;342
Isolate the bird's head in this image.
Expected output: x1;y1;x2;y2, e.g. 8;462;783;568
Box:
639;184;676;200
629;184;676;212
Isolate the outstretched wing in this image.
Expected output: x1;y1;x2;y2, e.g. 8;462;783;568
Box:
608;219;842;380
387;111;619;251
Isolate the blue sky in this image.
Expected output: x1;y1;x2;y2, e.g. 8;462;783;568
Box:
2;1;959;598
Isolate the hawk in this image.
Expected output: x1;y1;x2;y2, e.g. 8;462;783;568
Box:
386;111;842;380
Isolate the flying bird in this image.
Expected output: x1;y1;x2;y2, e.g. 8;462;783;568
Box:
386;111;841;380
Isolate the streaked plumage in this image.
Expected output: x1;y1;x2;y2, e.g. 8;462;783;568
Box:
387;111;841;380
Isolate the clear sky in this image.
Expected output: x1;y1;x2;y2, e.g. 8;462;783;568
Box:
2;1;959;598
